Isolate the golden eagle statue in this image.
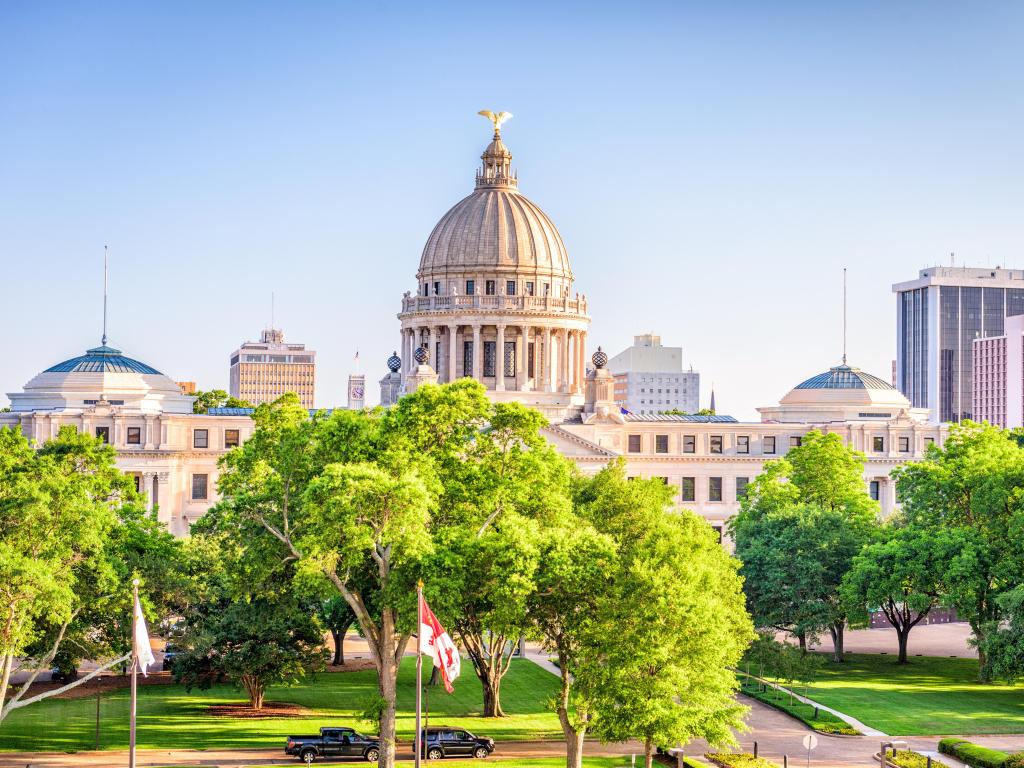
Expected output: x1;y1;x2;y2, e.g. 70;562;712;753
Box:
478;110;513;132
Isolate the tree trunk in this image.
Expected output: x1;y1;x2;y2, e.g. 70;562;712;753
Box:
556;647;586;768
971;621;988;680
796;631;806;653
241;674;265;710
331;628;347;666
830;622;845;663
0;652;13;712
429;665;441;686
896;627;910;664
374;614;401;768
480;667;505;717
644;736;654;768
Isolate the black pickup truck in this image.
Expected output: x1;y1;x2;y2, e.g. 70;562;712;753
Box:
285;727;380;764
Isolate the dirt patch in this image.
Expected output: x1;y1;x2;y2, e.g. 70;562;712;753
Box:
207;701;314;719
325;658;375;673
4;671;178;701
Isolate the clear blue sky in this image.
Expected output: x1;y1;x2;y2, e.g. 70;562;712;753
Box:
2;1;1022;417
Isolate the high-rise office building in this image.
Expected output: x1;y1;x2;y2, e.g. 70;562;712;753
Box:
607;333;700;415
228;328;316;409
894;266;1024;423
972;314;1024;429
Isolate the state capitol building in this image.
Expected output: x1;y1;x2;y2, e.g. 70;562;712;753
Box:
1;115;946;542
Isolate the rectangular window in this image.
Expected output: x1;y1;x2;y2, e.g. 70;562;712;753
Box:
485;280;496;296
736;476;749;499
463;341;474;376
924;436;935;446
869;480;880;501
423;283;429;296
526;281;535;296
628;434;642;453
483;341;496;377
192;474;208;501
899;436;910;452
656;476;669;485
709;477;723;502
528;342;535;378
737;435;750;454
683;435;696;453
127;426;141;445
193;429;209;449
224;429;240;448
95;426;110;444
873;436;885;452
712;525;723;545
681;477;696;502
504;341;516;377
506;280;516;296
466;280;475;295
710;435;723;454
790;436;802;448
433;281;440;295
544;282;550;296
655;434;669;453
764;436;776;454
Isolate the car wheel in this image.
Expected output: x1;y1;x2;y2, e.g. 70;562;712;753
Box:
427;747;444;760
365;748;380;762
301;748;317;764
474;747;489;759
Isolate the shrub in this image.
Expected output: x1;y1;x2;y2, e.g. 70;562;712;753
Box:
705;753;779;768
888;750;932;768
937;739;1011;768
1004;754;1024;768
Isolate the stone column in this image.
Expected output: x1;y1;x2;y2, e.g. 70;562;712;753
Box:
142;471;156;511
559;329;570;392
156;472;171;528
543;327;553;392
448;325;459;382
577;331;587;392
496;324;506;391
143;415;155;450
472;325;483;381
516;326;527;391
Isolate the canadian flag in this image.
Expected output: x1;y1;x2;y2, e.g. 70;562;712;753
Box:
418;594;460;693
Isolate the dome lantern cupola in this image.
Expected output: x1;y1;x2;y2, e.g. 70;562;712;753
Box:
475;110;517;190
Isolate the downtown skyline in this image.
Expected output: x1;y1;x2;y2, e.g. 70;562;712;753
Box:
3;2;1023;417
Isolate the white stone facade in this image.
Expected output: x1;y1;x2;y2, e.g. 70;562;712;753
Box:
608;333;699;414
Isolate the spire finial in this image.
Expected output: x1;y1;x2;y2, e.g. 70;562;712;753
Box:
475;110;517;190
478;109;513;134
102;245;108;346
842;267;847;366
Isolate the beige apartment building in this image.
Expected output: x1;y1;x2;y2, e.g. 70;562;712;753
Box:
228;328;316;408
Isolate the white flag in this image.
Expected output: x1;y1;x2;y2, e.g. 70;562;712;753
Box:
133;593;156;677
418;594;460;692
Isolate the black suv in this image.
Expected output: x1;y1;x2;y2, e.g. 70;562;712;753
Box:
420;727;494;760
285;727;380;763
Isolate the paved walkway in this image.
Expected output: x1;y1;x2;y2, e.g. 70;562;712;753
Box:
748;676;886;738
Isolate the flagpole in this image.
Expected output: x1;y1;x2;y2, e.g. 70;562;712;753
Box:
129;578;139;768
415;580;423;768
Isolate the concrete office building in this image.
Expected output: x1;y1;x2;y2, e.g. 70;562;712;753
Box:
972;314;1024;428
894;266;1024;423
228;328;316;409
607;333;699;414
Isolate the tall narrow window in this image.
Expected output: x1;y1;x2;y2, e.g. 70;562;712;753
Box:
899;436;910;452
504;341;516;377
127;426;141;445
763;436;776;454
628;435;642;453
463;341;474;377
683;435;696;453
528;342;535;378
736;477;749;499
483;341;496;377
506;280;516;296
737;436;750;454
466;280;475;295
224;429;240;448
709;477;723;502
192;474;209;501
433;281;440;295
485;280;496;296
869;481;880;501
655;434;669;453
680;477;696;502
873;436;885;452
193;429;209;448
95;426;110;444
710;435;723;454
526;281;535;296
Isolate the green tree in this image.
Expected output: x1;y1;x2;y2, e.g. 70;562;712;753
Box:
0;426;185;721
320;596;357;666
203;383;491;768
894;421;1024;671
980;586;1024;683
730;430;878;660
174;592;327;710
841;525;965;663
577;495;754;768
191;389;252;413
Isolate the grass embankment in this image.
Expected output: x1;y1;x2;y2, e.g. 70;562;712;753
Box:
804;653;1024;736
0;658;561;752
737;674;858;734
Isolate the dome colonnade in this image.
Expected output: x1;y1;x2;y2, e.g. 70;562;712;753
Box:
397;112;590;418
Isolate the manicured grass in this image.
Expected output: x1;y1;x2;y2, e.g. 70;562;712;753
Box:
0;658;562;752
803;653;1024;736
737;675;858;734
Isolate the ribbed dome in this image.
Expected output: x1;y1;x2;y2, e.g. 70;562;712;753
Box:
418;188;572;278
794;365;895;391
45;345;162;375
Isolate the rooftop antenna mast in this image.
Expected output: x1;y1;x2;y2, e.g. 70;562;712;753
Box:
842;267;847;366
102;245;109;346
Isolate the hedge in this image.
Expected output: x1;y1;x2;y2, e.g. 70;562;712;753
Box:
938;738;1024;768
705;753;779;768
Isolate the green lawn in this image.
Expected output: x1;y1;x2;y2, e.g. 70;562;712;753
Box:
0;658;562;752
803;653;1024;736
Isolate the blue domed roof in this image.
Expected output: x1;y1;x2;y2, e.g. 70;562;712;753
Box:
44;345;162;375
794;364;893;391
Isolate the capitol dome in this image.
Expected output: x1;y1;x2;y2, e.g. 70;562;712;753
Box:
8;343;194;414
758;363;926;423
